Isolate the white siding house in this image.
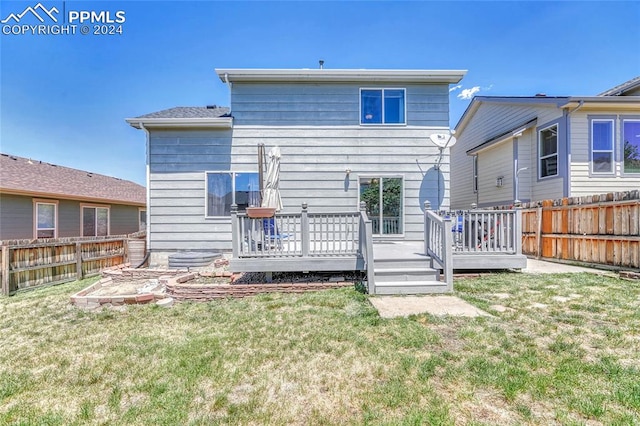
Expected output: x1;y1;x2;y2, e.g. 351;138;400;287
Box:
127;68;466;264
451;77;640;209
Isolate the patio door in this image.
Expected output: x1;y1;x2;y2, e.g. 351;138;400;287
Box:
359;176;403;236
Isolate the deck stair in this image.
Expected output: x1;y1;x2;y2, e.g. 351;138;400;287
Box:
372;242;449;295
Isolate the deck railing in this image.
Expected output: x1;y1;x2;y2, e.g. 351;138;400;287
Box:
423;202;453;288
232;204;363;258
446;208;522;254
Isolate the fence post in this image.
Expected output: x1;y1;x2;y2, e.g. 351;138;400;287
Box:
536;205;543;259
1;246;9;295
230;204;239;258
301;203;309;257
76;242;83;281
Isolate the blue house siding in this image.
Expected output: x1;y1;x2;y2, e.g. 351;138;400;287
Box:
231;83;449;126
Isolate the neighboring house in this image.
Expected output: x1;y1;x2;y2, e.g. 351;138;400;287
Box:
451;77;640;209
127;68;466;263
0;154;146;240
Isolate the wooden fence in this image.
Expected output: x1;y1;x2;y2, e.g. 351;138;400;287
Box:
521;191;640;269
1;232;146;295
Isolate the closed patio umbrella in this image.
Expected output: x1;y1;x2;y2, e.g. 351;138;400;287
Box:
261;146;283;211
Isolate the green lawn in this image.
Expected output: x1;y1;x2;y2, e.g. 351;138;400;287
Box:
1;272;639;425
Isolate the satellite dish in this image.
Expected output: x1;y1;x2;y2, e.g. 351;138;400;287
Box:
429;133;457;148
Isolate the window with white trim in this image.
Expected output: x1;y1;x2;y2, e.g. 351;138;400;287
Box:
472;156;478;193
623;119;640;174
139;209;147;231
35;201;57;238
590;119;615;174
206;172;260;217
539;124;558;178
82;206;109;237
360;88;406;124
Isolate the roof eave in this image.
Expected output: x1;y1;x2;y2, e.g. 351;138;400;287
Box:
0;188;146;206
561;97;640;109
215;68;467;84
126;117;233;129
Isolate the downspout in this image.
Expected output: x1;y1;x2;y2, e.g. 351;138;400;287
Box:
139;122;151;258
224;73;232;115
564;100;584;197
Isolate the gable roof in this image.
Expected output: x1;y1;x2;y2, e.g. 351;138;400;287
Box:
598;76;640;96
0;154;146;206
216;68;467;84
126;106;232;129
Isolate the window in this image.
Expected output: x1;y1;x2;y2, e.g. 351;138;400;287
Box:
139;209;147;231
591;119;615;174
34;201;57;238
206;172;260;217
472;156;478;193
623;119;640;174
82;206;109;237
360;89;406;124
539;124;558;178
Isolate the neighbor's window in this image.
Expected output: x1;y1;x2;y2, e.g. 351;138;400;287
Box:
623;119;640;174
139;209;147;231
82;206;109;237
206;172;260;217
539;124;558;178
472;156;478;193
361;89;406;124
35;201;57;238
591;119;615;174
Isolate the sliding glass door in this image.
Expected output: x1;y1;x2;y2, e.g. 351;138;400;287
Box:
359;176;403;236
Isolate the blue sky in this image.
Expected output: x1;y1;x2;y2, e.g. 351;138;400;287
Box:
1;1;639;186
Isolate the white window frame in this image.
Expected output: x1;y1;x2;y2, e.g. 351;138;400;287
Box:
590;118;615;175
538;124;559;179
359;88;407;126
205;171;260;218
33;199;58;239
622;118;640;175
81;204;110;237
472;156;478;193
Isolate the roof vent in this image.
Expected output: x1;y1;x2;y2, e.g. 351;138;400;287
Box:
319;59;324;69
535;93;546;97
206;105;217;109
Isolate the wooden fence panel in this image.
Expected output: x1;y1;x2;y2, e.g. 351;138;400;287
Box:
1;233;145;295
521;191;640;269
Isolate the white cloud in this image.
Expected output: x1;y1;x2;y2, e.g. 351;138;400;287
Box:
457;86;481;100
449;84;462;93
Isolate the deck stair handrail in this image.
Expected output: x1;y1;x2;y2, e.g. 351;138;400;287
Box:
358;201;375;294
423;201;453;288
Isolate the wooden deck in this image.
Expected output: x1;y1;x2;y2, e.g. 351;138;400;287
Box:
230;202;527;294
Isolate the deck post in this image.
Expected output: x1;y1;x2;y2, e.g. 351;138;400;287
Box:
514;202;523;256
230;204;239;259
423;200;431;257
360;201;375;294
442;214;454;290
301;203;309;257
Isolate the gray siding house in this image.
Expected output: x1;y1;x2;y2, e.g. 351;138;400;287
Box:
0;154;146;240
451;77;640;209
127;68;466;265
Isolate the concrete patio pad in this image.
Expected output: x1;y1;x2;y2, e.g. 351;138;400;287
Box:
369;295;491;319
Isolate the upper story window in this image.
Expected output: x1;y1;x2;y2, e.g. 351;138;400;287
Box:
206;172;260;217
623;119;640;174
590;119;615;174
538;124;558;179
360;89;406;125
82;205;110;237
34;200;57;239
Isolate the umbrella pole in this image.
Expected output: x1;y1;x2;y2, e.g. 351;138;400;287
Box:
258;143;265;206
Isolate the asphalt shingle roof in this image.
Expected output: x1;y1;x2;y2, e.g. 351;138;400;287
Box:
136;106;230;119
0;154;146;205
